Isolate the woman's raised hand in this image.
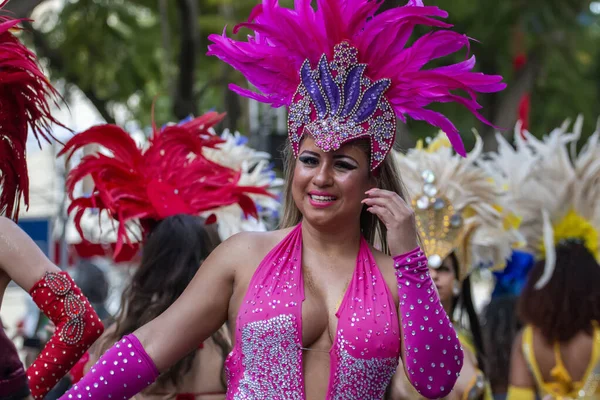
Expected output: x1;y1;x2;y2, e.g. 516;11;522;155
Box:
362;188;419;256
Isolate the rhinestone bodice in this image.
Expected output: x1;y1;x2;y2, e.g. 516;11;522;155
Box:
225;224;400;400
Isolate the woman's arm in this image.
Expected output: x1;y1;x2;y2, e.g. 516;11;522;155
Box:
0;217;104;399
389;347;484;400
507;331;536;400
134;230;245;370
59;231;250;399
393;248;463;399
0;216;61;289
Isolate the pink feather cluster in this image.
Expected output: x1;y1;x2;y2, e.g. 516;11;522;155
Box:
59;112;272;257
208;0;506;156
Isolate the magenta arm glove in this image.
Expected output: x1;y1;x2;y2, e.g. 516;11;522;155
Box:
394;247;463;399
59;334;159;399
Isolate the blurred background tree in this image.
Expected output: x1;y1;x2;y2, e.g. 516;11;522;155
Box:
4;0;600;150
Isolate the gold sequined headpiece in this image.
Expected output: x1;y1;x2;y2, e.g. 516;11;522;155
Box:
395;133;522;281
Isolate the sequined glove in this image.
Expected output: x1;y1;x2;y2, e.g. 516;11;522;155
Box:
27;271;104;399
59;334;159;399
394;247;463;399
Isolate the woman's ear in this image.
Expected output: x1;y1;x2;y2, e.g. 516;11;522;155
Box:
368;164;381;187
369;173;379;189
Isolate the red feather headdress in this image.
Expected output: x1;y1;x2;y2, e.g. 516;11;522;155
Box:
0;16;63;220
59;112;273;257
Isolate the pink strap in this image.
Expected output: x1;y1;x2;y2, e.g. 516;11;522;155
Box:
59;334;159;399
394;247;463;399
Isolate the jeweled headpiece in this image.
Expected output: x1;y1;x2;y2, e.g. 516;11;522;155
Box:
0;15;63;220
208;0;506;170
288;42;396;166
395;133;522;281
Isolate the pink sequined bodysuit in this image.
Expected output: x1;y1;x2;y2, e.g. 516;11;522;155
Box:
59;224;462;400
226;224;400;399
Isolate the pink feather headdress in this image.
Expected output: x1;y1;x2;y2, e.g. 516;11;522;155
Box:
0;15;63;220
208;0;506;170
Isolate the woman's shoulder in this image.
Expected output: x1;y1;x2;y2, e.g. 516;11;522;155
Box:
370;247;395;270
208;228;295;272
217;228;293;254
0;215;12;229
369;247;399;298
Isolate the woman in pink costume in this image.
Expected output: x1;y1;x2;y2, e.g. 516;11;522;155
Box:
61;0;505;398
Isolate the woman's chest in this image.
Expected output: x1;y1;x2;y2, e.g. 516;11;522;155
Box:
228;257;399;351
224;232;402;399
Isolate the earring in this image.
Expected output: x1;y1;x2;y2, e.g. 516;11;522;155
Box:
452;281;460;296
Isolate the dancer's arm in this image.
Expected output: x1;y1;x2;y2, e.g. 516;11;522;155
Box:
507;331;536;400
59;231;247;399
0;217;104;399
392;247;463;399
0;216;60;290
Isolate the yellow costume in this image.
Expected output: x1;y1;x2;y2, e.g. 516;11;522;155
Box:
507;322;600;400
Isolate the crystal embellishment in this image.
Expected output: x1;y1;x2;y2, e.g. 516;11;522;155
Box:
288;42;396;170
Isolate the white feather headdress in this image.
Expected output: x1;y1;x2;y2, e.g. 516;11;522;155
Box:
203;129;284;240
482;116;600;288
394;133;521;281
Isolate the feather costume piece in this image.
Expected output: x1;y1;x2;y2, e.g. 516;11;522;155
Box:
482;116;600;288
208;0;505;170
0;16;63;220
202;129;284;240
59;112;274;257
395;132;521;280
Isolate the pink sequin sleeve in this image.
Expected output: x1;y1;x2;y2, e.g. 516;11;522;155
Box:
58;334;158;399
394;247;463;399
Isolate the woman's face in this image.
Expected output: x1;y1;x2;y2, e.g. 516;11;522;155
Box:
292;136;374;229
429;256;457;304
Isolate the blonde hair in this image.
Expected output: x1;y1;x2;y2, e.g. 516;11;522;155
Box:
279;140;411;255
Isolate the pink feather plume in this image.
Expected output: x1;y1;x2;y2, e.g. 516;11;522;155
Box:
207;0;506;156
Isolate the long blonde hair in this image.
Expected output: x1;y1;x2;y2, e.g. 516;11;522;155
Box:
279;140;410;255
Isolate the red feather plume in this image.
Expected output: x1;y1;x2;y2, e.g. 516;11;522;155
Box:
60;112;274;257
0;17;64;220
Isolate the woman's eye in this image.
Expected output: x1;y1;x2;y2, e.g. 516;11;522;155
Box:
299;156;318;165
336;161;357;170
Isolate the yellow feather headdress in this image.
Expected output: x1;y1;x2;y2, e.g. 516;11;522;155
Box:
482;116;600;288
